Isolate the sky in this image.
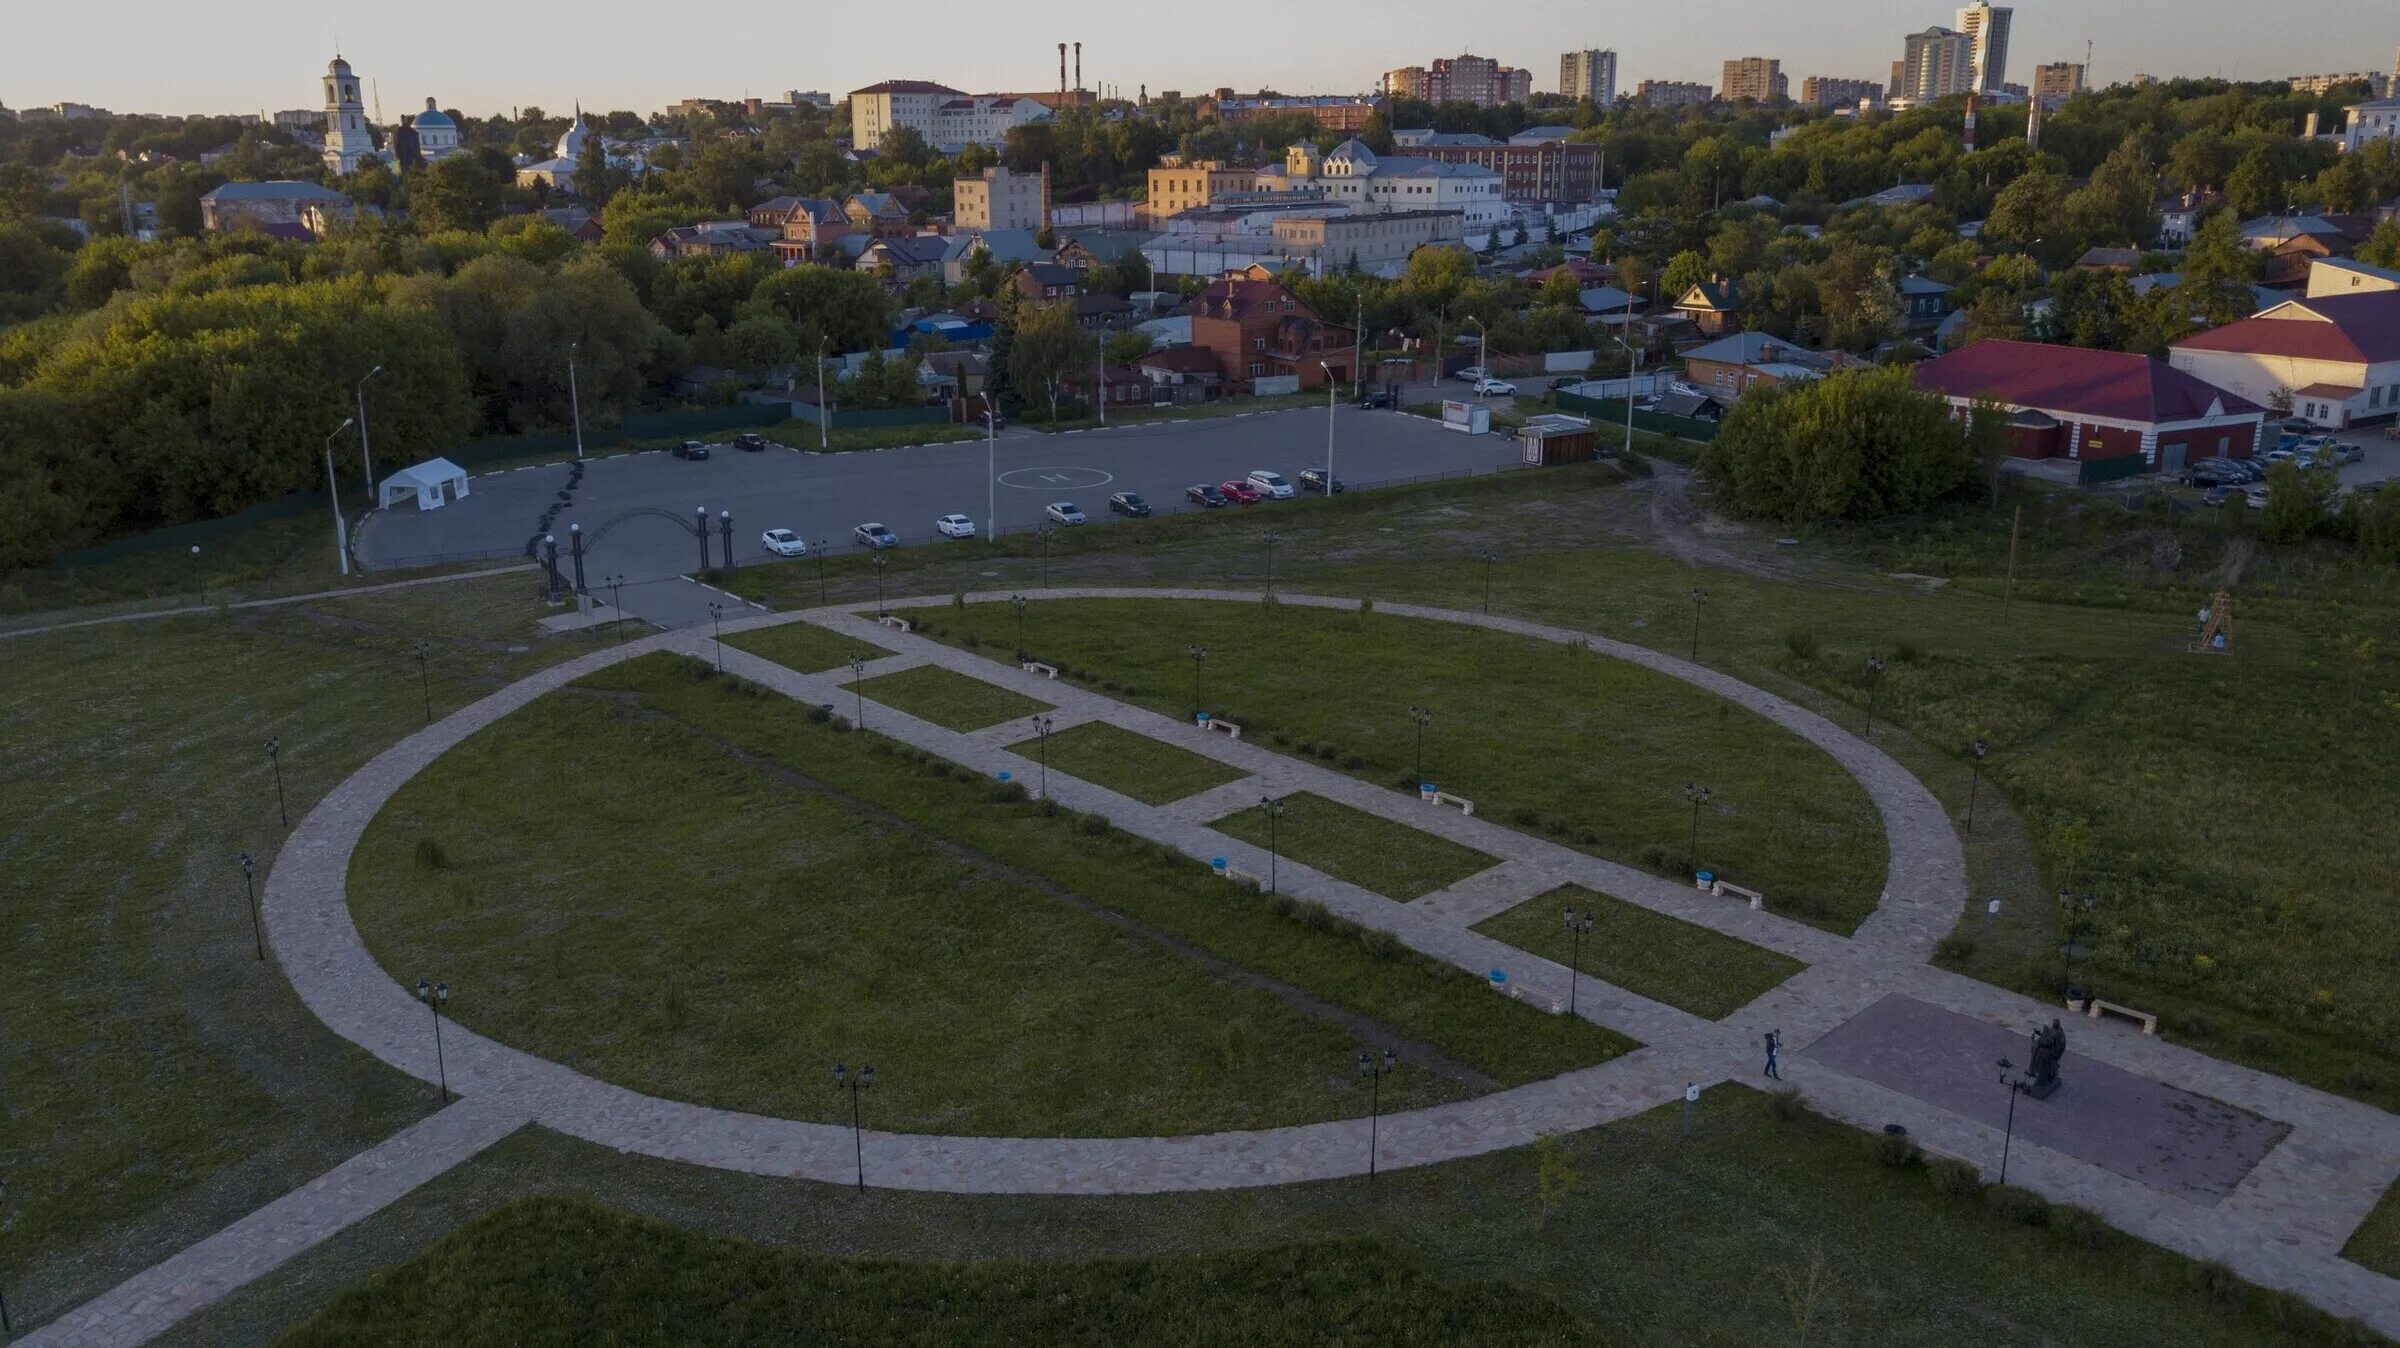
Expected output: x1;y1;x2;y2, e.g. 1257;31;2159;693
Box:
4;0;2395;118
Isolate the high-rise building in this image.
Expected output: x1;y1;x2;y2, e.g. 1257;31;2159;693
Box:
1560;49;1619;105
1498;66;1533;104
2288;71;2393;98
1801;77;1884;109
1636;80;1713;110
1956;4;2013;92
2034;63;2088;100
954;163;1049;232
1893;27;1977;101
1721;57;1789;103
1388;53;1531;107
1383;66;1429;100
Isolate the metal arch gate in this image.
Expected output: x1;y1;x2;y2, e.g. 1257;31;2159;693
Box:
526;506;738;599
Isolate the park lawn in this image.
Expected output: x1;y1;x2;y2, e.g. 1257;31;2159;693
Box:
1475;887;1807;1021
721;620;889;674
1207;792;1496;901
349;678;1471;1135
277;1195;1589;1347
1002;720;1246;805
848;662;1053;731
582;654;1628;1087
2342;1178;2400;1280
931;599;1887;929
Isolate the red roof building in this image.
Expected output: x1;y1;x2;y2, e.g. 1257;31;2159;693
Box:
1915;340;2264;480
1190;277;1356;393
2168;291;2400;429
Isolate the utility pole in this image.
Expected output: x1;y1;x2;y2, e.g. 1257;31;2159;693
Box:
2001;504;2023;623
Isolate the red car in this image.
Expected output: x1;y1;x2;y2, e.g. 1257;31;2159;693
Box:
1219;478;1263;504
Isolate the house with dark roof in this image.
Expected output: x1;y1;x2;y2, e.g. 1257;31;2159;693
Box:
1133;345;1227;403
855;234;949;283
649;221;776;260
1012;262;1084;304
1899;274;1956;330
845;192;914;238
1672;278;1741;336
1680;332;1852;398
1190;276;1355;393
2237;214;2378;287
1918;339;2265;479
768;197;852;264
199;180;353;235
2169;289;2400;428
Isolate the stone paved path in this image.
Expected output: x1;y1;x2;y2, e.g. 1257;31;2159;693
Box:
36;588;2400;1344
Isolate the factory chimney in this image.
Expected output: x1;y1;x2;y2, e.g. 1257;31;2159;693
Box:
1058;43;1067;97
1075;43;1082;95
1963;92;1978;152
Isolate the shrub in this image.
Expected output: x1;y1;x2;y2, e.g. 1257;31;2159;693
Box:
1296;740;1319;757
1870;1132;1923;1167
1933;935;1977;964
1986;1185;2051;1227
2344;1067;2381;1094
1340;751;1366;770
2240;1030;2278;1057
986;780;1028;804
962;633;981;648
1358;596;1374;614
2050;1205;2113;1251
1763;1087;1805;1122
805;705;832;724
1575;828;1600;846
1315;744;1338;761
1266;893;1297;919
1782;626;1820;660
1927;1158;1984;1200
928;762;953;779
1293;900;1335;932
1078;812;1112;837
1509;806;1542;828
2186;1258;2245;1308
830;715;854;733
1035;798;1062;818
413;837;450;871
1101;678;1121;692
1359;928;1405;961
1893;639;1926;664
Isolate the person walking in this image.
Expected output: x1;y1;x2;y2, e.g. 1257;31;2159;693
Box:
1763;1029;1783;1081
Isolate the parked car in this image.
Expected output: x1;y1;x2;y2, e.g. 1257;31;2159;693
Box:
1108;492;1152;517
1246;470;1294;499
1299;468;1344;494
1046;502;1087;526
2245;485;2270;509
734;431;767;451
672;440;710;460
1355;389;1396;409
1186;483;1230;508
853;522;900;549
2223;457;2265;482
1218;479;1263;504
2329;442;2365;465
1456;365;1490;383
761;528;807;557
1473;378;1517;396
2201;486;2234;507
935;513;976;539
1548;376;1582;391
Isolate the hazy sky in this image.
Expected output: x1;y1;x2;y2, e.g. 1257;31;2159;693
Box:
5;0;2395;117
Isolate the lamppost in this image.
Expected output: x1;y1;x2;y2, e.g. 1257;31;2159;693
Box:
708;601;725;672
323;418;354;577
266;735;288;827
1687;587;1707;662
1262;531;1278;594
607;575;626;643
1010;594;1029;655
981;392;1000;542
567;342;585;460
1994;1056;2028;1184
414;979;451;1103
1409;705;1434;784
816;338;831;452
1684;782;1711;871
812;543;829;607
0;1174;11;1335
239;851;262;961
833;1061;874;1191
871;554;889;617
1037;526;1057;589
847;656;868;727
1863;654;1888;738
1561;902;1596;1018
414;640;433;721
1462;316;1487;401
1030;714;1054;799
2057;888;2096;1000
355;364;384;493
1186;643;1209;716
1259;795;1285;894
1359;1048;1398;1179
1318;359;1338;489
1478;548;1498;614
1966;737;1989;832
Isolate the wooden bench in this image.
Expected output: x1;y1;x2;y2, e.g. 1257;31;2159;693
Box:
2082;998;2159;1035
877;615;912;632
1021;661;1058;679
1205;718;1243;740
1711;880;1765;912
1425;791;1475;817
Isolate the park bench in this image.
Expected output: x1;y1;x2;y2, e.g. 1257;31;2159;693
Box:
2082;997;2159;1035
1021;661;1058;679
1221;864;1263;890
1711;879;1765;911
1423;790;1475;817
1205;718;1243;740
878;615;912;633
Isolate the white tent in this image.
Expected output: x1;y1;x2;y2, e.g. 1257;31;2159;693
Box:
378;458;470;511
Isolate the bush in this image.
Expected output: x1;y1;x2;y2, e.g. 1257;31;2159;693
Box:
962;633;981;648
1986;1185;2051;1227
2050;1205;2113;1251
1078;812;1113;837
1265;893;1297;919
1315;744;1338;761
2344;1067;2380;1094
986;780;1028;804
1359;928;1405;961
1782;626;1821;660
1934;934;1977;964
1870;1132;1923;1167
1394;772;1421;792
1509;806;1542;828
2186;1258;2245;1308
1296;740;1319;757
1927;1157;1984;1200
928;762;953;779
1035;797;1062;818
1340;751;1366;770
413;836;450;871
1893;639;1926;664
805;704;833;724
1764;1087;1806;1122
1292;900;1336;932
1358;596;1374;614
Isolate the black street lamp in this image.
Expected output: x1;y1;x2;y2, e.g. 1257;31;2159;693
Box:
1259;795;1285;894
239;851;262;961
1966;737;1988;833
1036;526;1058;589
1359;1048;1398;1179
812;542;829;606
708;601;725;672
414;640;433;721
1688;587;1708;661
871;554;889;617
1010;594;1028;656
0;1174;11;1336
1995;1056;2028;1184
1863;654;1888;738
2058;888;2097;1000
266;735;288;828
607;575;627;643
1030;714;1054;799
1408;705;1434;784
414;979;451;1103
1561;903;1596;1017
1684;782;1711;872
1186;643;1209;717
847;656;868;727
1478;548;1499;614
1262;530;1279;594
833;1061;875;1192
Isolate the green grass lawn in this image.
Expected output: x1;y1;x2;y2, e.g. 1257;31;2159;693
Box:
1002;720;1246;805
348;674;1477;1134
575;655;1628;1088
1208;792;1496;901
2342;1178;2400;1280
1475;887;1807;1020
720;620;891;674
277;1195;1589;1347
929;599;1886;929
848;663;1053;731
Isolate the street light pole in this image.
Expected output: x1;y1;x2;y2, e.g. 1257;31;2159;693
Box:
1262;531;1277;594
1463;317;1487;401
1409;705;1433;784
812;543;829;607
266;735;288;828
847;656;868;727
1011;594;1028;656
2058;888;2096;999
239;851;262;961
414;979;450;1102
1186;644;1209;717
414;640;433;721
833;1062;875;1191
1478;549;1498;614
1319;360;1338;490
982;392;999;542
1037;527;1056;589
871;555;888;617
1030;714;1055;799
817;339;831;452
1684;782;1710;872
1863;655;1887;738
323;418;354;577
1995;1057;2026;1184
1687;587;1707;661
567;342;585;461
1359;1048;1398;1179
708;601;724;672
1259;795;1285;894
1966;737;1988;832
355;364;384;493
1561;903;1595;1018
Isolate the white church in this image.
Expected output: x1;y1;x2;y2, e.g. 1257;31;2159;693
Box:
316;53;462;175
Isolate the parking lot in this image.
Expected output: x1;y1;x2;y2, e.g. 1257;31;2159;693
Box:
355;407;1524;627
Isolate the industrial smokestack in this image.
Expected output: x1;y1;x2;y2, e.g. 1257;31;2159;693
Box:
1059;43;1067;97
1075;42;1082;94
1963;92;1978;151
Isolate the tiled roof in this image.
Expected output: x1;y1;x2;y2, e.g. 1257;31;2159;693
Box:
1197;277;1315;321
2171;291;2400;364
851;80;965;96
1683;332;1831;369
203;179;349;202
1916;339;2261;422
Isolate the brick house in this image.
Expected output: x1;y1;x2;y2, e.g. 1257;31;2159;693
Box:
1916;339;2264;479
1679;332;1843;398
1011;262;1083;304
1190;276;1356;393
769;198;852;264
845;192;914;239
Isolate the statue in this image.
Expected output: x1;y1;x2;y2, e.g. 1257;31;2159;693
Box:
2025;1019;2067;1100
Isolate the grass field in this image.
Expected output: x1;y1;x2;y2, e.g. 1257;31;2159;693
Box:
1207;792;1497;901
2343;1178;2400;1280
847;663;1053;731
1475;887;1808;1020
922;598;1888;929
1000;720;1246;805
721;621;889;674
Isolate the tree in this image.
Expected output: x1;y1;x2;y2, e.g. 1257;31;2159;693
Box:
2175;210;2264;327
1699;366;2001;523
410;154;505;233
741;263;895;354
1659;250;1709;302
1952;289;2028;347
2356;219;2400;271
1102;329;1154;365
2259;460;2336;545
2311;154;2374;215
1985;170;2069;263
2064;134;2160;248
2224;148;2287;220
1005;300;1092;421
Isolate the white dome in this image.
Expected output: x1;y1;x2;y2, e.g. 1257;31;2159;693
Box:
555;112;592;160
328;55;353;75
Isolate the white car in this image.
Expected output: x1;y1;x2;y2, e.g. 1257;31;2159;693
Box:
1474;378;1517;397
1246;470;1294;499
760;528;807;557
1456;365;1490;382
1046;502;1087;526
853;522;900;549
935;513;977;539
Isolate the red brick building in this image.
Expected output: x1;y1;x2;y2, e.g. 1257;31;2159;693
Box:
1914;340;2264;479
1191;277;1356;393
1406;130;1603;203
